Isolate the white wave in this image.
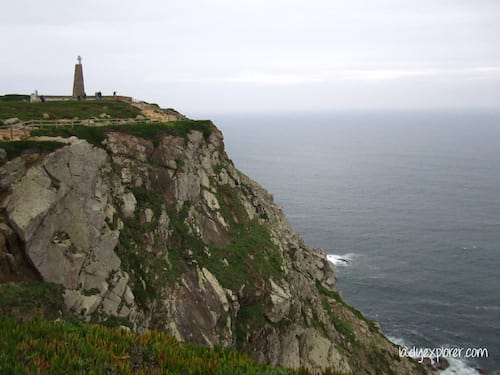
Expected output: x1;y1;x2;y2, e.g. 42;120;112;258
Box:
474;305;500;312
462;245;478;251
440;357;482;375
326;253;357;266
387;336;408;347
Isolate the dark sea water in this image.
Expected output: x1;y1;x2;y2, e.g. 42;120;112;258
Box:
205;110;500;375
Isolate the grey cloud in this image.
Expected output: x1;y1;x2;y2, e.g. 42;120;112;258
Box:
1;0;499;112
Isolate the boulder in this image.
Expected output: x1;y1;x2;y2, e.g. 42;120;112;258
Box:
5;167;59;242
140;208;154;223
435;357;450;370
3;118;21;125
64;290;102;317
476;368;490;374
202;189;220;210
121;192;137;218
265;279;291;323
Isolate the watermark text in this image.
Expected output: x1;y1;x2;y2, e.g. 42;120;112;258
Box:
398;346;489;363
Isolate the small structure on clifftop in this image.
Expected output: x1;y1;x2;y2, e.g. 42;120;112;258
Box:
72;55;85;99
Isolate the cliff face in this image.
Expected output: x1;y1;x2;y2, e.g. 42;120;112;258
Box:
0;122;427;374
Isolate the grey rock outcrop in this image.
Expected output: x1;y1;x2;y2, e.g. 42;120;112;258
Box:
1;140;142;326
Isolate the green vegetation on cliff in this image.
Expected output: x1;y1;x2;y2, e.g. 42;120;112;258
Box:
205;184;284;290
0;140;66;161
30;120;214;145
0;282;64;320
315;280;379;334
0;316;319;375
115;182;283;322
0;283;328;374
115;187;172;309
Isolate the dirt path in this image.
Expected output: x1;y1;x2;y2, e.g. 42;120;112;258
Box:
130;102;181;122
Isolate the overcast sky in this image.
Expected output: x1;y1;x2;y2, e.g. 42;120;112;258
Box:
1;0;499;116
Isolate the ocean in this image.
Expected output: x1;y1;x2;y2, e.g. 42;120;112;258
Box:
205;109;500;375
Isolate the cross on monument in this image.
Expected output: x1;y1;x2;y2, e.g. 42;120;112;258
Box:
77;55;82;64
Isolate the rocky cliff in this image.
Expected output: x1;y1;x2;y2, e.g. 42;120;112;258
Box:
0;120;428;374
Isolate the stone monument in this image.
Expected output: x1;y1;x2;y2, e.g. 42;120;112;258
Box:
72;56;85;98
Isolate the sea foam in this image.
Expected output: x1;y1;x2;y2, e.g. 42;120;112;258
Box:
326;253;357;266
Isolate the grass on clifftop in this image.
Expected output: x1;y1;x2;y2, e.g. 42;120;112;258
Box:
30;120;213;147
0;140;66;161
0;316;317;375
0;94;30;103
0;99;140;121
